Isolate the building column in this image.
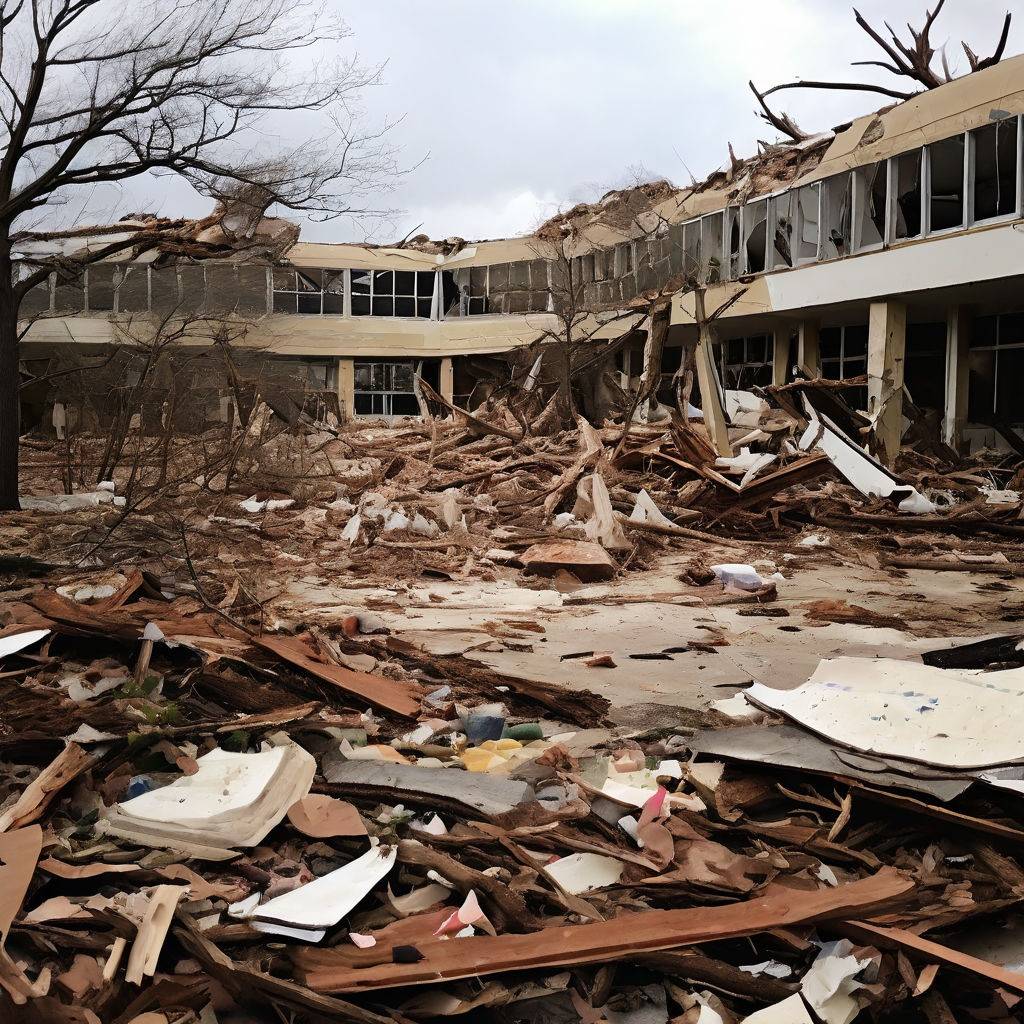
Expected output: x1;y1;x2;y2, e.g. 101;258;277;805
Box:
338;357;355;421
943;306;970;451
440;357;454;403
867;300;907;466
796;320;820;377
771;325;792;386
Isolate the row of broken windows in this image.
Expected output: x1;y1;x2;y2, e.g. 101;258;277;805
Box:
17;116;1022;323
676;115;1021;284
19;265;453;320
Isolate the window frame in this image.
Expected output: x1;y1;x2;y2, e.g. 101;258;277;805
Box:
923;133;969;237
273;268;346;315
352;359;421;418
967;312;1024;423
967;115;1023;228
794;182;822;265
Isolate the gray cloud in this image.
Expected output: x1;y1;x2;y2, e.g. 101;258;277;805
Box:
75;1;1023;243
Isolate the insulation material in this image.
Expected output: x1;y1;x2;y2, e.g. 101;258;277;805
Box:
745;656;1024;769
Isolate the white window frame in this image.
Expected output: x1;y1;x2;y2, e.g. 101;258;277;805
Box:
681;218;701;279
725;206;741;279
966;115;1023;228
923;133;968;237
699;211;725;284
851;163;886;253
740;198;769;276
794;182;822;265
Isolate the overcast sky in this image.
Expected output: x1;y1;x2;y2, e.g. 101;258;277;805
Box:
82;0;1023;245
321;0;1022;243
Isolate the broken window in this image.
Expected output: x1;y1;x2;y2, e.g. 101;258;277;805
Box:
726;207;741;278
204;265;238;313
821;173;852;259
893;149;923;239
353;360;420;417
440;270;459;317
86;265;116;311
853;163;885;250
456;266;489;316
720;335;772;389
15;262;51;316
968;311;1024;424
614;243;634;277
272;269;345;314
820;325;868;409
178;265;206;313
795;183;820;263
117;265;150;312
742;199;768;274
699;213;724;283
681;219;701;280
304;361;335;391
150;266;179;313
770;191;796;269
237;266;270;314
928;135;966;231
972;117;1019;222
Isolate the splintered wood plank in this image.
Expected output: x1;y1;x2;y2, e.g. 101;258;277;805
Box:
293;868;913;993
253;634;421;718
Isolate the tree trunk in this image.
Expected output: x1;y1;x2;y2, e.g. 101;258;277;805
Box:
0;249;21;511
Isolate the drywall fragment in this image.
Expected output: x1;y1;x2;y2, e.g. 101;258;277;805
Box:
341;513;362;543
688;724;972;802
434;890;495;937
251;845;397;930
543;853;624;894
740;960;793;979
800;940;875;1024
744;656;1024;769
98;745;315;856
324;760;533;818
522;540;615;583
287;795;367;838
389;882;452;917
0;628;50;659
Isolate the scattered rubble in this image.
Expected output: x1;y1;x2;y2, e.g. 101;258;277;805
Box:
3;371;1024;1022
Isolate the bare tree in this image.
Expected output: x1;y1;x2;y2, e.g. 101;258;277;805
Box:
0;0;399;509
526;231;648;431
750;1;1013;142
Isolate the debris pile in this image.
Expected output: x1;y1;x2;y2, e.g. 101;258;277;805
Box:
1;570;1024;1022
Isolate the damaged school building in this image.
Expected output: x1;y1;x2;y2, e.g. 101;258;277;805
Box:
14;20;1024;1024
16;50;1024;454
